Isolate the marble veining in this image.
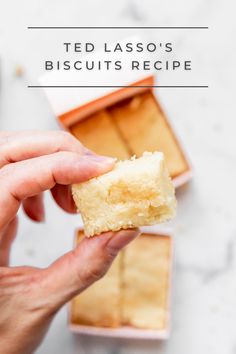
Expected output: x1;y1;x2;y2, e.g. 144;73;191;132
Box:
0;0;236;353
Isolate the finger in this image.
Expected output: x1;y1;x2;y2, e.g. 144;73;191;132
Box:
0;130;94;168
51;185;77;214
40;229;140;311
0;217;18;266
22;194;45;222
0;152;115;229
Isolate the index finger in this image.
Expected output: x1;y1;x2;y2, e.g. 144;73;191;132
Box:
0;131;89;168
0;152;115;229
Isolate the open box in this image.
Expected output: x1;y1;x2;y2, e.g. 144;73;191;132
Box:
68;226;174;339
40;38;192;188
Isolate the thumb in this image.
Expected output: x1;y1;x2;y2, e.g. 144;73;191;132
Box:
39;229;140;312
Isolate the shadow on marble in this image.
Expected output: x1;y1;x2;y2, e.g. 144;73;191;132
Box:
175;181;194;201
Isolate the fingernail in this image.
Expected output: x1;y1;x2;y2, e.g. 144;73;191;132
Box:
107;229;140;250
88;155;116;164
83;148;96;156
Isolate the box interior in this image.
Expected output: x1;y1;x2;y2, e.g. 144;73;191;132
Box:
70;230;172;331
69;91;190;179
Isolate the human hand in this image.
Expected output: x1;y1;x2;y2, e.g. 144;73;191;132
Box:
0;131;140;354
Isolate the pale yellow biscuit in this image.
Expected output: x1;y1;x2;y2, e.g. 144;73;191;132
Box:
72;152;176;236
121;234;171;329
71;231;122;327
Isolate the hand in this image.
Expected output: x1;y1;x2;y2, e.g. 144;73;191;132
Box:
0;131;140;354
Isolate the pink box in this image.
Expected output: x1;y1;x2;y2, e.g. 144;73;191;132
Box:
68;226;174;340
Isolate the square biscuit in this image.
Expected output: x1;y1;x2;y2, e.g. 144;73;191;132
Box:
121;233;172;330
108;91;189;178
70;109;130;160
71;230;122;327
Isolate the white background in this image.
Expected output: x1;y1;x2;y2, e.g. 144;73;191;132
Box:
0;1;236;353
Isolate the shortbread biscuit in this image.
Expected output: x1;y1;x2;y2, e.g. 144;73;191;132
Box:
121;234;171;329
72;152;176;236
71;231;121;327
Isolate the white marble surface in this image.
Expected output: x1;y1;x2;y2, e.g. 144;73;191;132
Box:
0;0;236;353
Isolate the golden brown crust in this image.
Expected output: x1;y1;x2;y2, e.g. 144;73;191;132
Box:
70;231;172;330
70;109;130;160
69;91;189;179
121;234;171;329
70;231;122;328
108;91;188;178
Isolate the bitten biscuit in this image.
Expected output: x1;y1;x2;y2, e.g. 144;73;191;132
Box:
72;152;176;236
